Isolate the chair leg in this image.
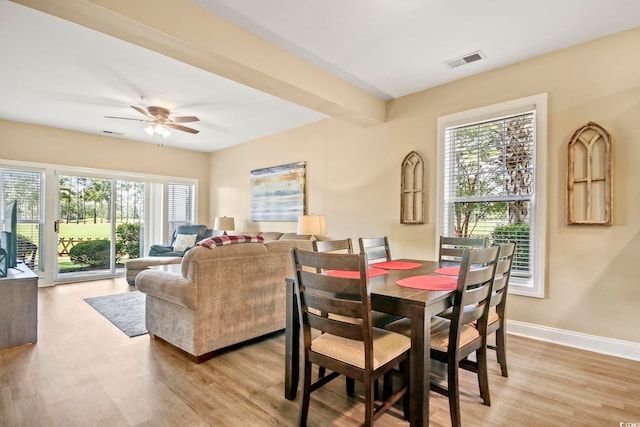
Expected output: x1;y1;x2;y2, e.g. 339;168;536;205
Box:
383;371;393;399
364;378;375;427
318;366;325;378
448;359;462;427
495;327;508;377
476;347;491;406
346;377;355;397
298;361;313;427
345;376;378;399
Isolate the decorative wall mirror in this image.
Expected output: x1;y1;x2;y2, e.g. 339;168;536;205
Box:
401;151;424;224
567;122;613;225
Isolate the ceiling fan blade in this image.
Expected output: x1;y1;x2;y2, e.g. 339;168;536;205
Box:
167;123;200;134
105;116;151;122
172;116;200;123
130;105;154;118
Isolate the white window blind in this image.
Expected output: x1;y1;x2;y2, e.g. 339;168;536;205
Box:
443;111;535;282
167;183;194;241
1;168;44;268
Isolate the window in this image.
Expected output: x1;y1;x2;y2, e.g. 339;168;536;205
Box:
1;168;44;271
167;183;195;242
437;94;547;297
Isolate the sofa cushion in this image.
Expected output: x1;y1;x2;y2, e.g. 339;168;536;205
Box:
280;232;311;240
265;239;314;254
173;233;197;252
177;224;211;240
197;234;264;248
258;231;284;241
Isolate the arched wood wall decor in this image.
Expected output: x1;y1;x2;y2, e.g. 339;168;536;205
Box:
401;151;424;224
567;122;613;225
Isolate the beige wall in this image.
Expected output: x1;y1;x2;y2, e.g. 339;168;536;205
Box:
210;28;640;343
0;119;211;230
2;27;637;343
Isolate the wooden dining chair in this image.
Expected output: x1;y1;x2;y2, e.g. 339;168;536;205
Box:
312;239;354;381
440;242;516;378
359;236;392;264
313;238;353;254
438;236;488;263
385;246;500;427
484;242;516;377
313;238;401;387
290;248;411;426
355;237;402;328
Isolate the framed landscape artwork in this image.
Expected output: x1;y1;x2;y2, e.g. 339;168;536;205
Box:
250;161;306;221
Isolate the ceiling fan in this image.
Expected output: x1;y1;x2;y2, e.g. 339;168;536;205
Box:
105;105;200;137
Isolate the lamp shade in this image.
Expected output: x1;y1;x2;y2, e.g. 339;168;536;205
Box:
297;214;327;236
214;216;235;232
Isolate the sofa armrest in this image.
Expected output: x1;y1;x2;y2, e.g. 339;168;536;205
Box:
135;270;196;309
149;244;175;256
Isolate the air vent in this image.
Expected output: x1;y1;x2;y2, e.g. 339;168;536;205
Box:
445;50;485;68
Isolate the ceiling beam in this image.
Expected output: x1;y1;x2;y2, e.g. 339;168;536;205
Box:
12;0;386;127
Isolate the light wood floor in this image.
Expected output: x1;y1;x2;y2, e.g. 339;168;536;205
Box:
1;278;639;426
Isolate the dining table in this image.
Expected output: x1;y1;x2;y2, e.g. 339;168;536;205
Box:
284;258;457;427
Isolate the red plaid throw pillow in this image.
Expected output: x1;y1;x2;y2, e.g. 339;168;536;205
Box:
197;234;264;248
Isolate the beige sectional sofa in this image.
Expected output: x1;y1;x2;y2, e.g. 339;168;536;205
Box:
135;233;313;362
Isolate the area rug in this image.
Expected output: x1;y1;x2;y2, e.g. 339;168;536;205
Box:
84;291;147;337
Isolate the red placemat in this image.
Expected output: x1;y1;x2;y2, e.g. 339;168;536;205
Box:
396;275;457;290
372;261;422;270
433;266;461;276
326;267;389;278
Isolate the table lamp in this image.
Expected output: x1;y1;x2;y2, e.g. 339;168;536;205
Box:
214;216;235;235
296;214;326;241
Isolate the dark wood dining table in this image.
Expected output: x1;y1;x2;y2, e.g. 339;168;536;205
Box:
284;259;456;427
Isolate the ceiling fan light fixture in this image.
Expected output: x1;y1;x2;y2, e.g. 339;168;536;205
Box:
145;123;171;137
108;105;199;137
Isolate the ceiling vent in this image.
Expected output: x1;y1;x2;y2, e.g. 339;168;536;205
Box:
445;50;485;68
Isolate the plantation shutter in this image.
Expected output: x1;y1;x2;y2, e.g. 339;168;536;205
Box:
443;111;535;279
167;183;195;242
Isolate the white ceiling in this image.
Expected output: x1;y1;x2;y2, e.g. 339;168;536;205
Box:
2;0;640;153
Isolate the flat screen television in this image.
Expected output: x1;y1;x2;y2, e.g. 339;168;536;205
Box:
1;200;18;269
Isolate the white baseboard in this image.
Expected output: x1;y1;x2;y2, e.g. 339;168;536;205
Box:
507;320;640;362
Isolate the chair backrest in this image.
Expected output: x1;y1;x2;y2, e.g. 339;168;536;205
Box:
438;236;489;263
313;238;353;254
172;224;212;244
448;246;500;352
490;242;516;312
313;238;354;274
17;240;37;267
358;236;391;264
290;249;374;366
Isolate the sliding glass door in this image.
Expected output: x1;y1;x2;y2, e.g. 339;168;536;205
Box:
1;161;198;285
56;174;144;282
